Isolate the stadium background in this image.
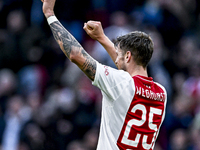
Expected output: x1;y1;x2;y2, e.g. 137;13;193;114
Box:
0;0;200;149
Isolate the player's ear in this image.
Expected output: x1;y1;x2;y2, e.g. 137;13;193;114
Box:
125;51;131;63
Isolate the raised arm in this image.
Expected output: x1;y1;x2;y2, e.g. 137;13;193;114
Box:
83;21;117;64
41;0;96;81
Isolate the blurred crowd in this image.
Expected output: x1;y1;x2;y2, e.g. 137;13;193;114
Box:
0;0;200;150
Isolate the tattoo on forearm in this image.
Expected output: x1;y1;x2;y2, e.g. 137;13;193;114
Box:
50;21;81;58
81;50;96;80
49;21;96;80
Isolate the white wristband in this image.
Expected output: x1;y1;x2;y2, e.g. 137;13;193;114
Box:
47;16;58;25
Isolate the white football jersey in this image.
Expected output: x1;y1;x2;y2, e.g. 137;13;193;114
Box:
92;62;167;150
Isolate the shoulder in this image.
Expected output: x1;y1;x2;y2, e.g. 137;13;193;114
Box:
93;62;133;90
96;62;131;80
154;81;167;94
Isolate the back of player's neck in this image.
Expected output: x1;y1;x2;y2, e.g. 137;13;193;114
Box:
129;66;148;77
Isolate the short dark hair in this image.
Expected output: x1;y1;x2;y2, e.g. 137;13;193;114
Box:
114;31;154;68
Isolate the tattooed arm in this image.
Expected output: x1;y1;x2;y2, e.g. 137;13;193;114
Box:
50;20;96;81
42;0;96;81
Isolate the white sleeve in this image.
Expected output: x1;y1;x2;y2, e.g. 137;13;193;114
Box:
92;62;132;100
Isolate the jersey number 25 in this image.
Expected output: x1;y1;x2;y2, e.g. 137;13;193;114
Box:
119;104;162;149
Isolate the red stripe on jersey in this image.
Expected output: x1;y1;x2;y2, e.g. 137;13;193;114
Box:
117;75;166;150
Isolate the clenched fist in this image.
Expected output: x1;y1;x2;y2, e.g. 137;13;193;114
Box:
83;21;105;41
